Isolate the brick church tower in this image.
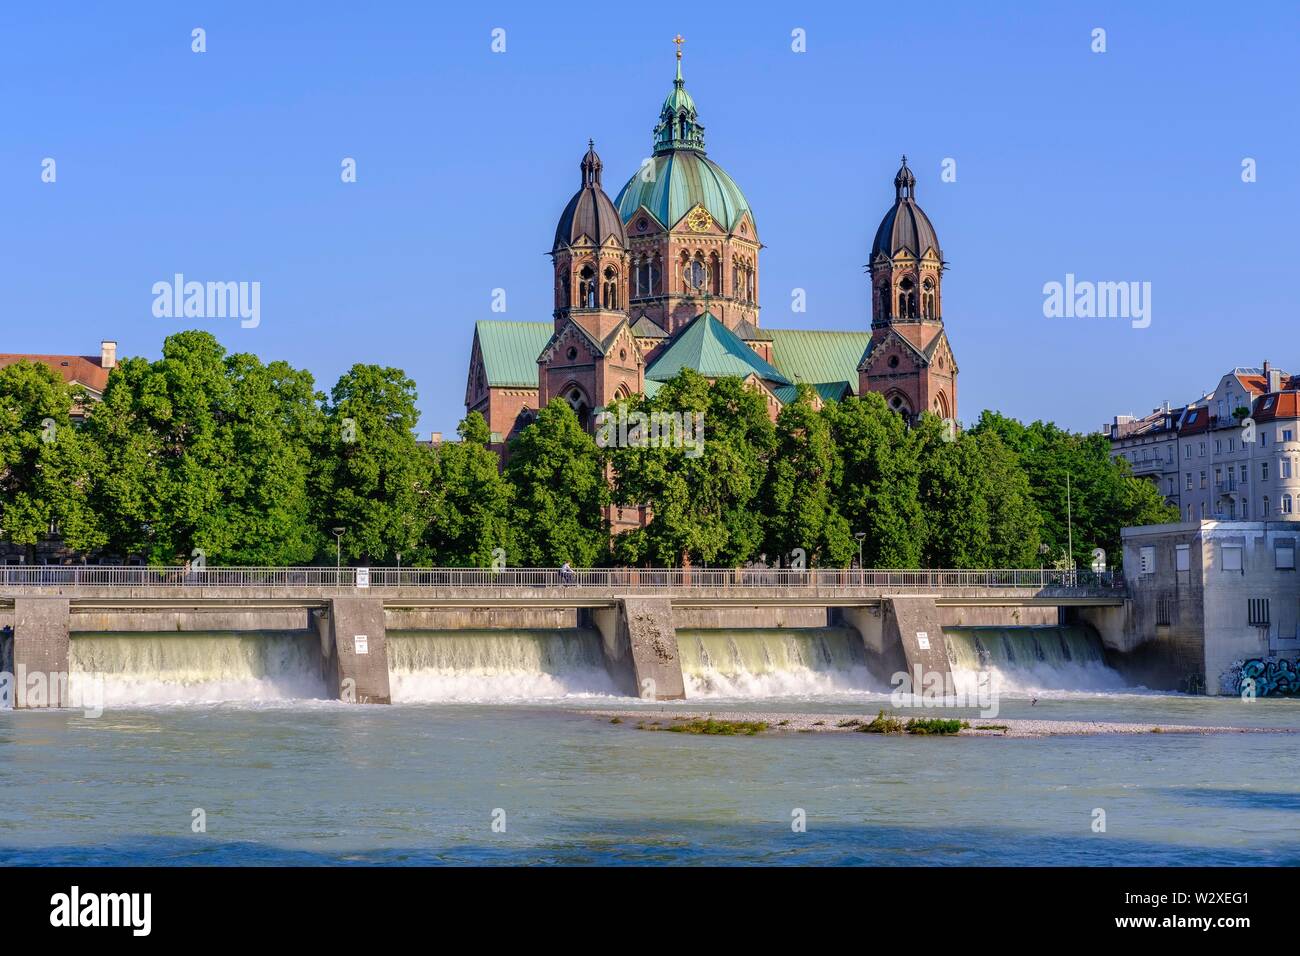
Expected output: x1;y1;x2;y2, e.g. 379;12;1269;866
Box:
858;157;958;423
537;142;645;427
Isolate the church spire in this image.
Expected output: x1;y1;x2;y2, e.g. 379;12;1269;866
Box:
894;155;916;200
581;139;602;187
653;35;705;154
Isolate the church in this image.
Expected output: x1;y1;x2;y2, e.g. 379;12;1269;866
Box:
465;41;958;454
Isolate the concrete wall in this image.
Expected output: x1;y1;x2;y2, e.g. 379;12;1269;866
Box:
672;606;829;629
593;598;684;700
1109;521;1300;694
326;597;391;704
13;598;71;708
881;597;954;686
937;605;1057;627
385;607;580;629
68;609;310;632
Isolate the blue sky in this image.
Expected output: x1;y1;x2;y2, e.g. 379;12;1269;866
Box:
3;1;1298;436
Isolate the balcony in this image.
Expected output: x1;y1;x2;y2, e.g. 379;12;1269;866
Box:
1130;458;1167;475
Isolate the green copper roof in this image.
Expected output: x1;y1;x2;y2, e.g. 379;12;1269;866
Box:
769;329;871;392
474;320;552;387
773;382;852;406
646;313;791;385
615;150;752;231
653;51;705;153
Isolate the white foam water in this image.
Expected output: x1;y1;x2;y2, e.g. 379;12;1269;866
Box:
944;625;1130;696
68;631;329;705
386;629;621;702
677;628;882;699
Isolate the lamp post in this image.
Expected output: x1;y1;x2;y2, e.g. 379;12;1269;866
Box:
854;532;866;586
331;527;345;587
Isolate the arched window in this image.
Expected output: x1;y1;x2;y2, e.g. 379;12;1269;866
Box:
709;252;721;295
650;254;661;294
880;284;890;318
579;265;596;308
560;272;570;306
564;385;592;429
1284;494;1294;514
602;266;619;309
923;278;936;318
899;277;916;318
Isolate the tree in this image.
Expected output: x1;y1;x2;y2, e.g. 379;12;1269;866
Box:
969;410;1177;568
423;412;512;566
914;414;992;567
825;393;924;567
760;385;853;566
609;369;775;566
504;399;608;567
316;363;432;564
0;361;103;559
85;331;324;564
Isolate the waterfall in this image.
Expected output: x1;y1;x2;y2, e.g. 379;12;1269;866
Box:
677;627;880;698
943;624;1127;693
68;631;328;705
386;629;619;702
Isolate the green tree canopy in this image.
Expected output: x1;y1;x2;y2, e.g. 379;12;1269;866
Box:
315;363;432;564
85;331;324;564
422;411;513;566
760;384;854;567
824;393;924;567
609;369;775;567
0;361;102;559
503;399;609;567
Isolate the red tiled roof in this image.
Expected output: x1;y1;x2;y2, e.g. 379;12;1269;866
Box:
1253;391;1300;422
1179;405;1211;435
0;354;110;395
1235;373;1268;395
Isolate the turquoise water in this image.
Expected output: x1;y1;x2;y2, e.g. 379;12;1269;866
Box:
1;698;1298;866
2;626;1298;865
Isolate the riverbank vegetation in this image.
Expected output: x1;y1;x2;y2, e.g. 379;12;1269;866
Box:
0;331;1175;567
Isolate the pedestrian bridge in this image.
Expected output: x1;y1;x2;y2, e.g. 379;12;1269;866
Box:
0;565;1125;609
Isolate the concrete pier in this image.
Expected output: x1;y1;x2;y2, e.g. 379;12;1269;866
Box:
593;598;684;701
881;597;955;687
324;597;391;704
13;598;71;708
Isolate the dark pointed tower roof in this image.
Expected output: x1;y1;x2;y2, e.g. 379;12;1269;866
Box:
553;141;628;251
871;156;941;259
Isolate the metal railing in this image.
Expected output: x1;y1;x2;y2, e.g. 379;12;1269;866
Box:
0;565;1124;591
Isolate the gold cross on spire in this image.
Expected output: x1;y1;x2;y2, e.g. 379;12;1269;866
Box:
673;34;685;59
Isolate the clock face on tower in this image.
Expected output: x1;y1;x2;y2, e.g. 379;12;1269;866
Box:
687;207;712;232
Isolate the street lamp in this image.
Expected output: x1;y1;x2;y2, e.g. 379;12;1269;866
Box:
854;532;866;585
331;527;345;584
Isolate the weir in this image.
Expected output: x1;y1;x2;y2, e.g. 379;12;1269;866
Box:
1;567;1139;706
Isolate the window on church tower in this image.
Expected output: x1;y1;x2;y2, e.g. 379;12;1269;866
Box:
602;266;619;309
579;265;596;308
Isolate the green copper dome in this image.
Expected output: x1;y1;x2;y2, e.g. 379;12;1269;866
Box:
615;151;752;232
614;49;753;233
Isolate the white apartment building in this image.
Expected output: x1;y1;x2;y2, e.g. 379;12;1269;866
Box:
1108;363;1300;521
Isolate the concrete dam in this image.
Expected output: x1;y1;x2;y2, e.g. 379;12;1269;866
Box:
0;567;1144;706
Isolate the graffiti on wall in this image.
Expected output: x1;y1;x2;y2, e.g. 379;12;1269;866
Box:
1221;657;1300;697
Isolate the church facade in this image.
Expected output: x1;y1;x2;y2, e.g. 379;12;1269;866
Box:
465;44;958;452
